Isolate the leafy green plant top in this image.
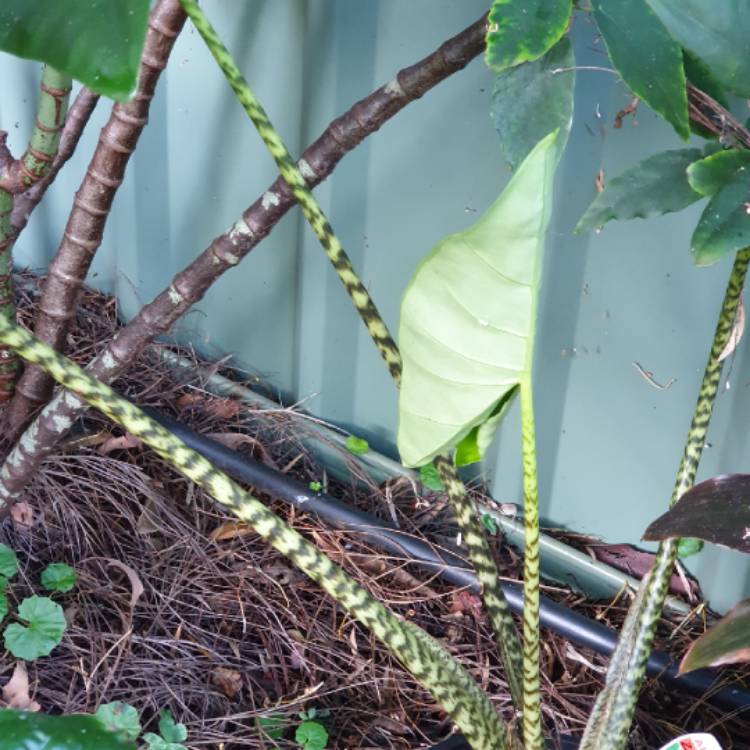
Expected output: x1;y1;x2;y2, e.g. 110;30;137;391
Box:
308;481;322;493
3;596;66;660
344;436;369;456
143;710;188;750
41;563;77;593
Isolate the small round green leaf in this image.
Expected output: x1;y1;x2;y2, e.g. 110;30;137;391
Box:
258;715;287;741
0;593;8;622
158;710;187;744
295;720;328;750
418;464;444;492
94;702;142;742
344;436;369;456
0;710;134;750
677;537;703;558
41;563;77;593
4;596;66;660
0;544;18;579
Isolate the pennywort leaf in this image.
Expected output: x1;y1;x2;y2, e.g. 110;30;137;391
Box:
0;544;18;580
158;710;187;744
485;0;571;73
0;0;150;101
41;563;77;593
94;702;142;742
576;149;703;233
592;0;689;139
397;131;559;467
4;596;66;660
295;720;328;750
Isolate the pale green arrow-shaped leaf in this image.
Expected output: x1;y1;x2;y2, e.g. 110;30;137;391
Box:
397;131;558;468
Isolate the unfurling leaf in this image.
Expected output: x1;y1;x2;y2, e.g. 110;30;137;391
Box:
490;35;575;171
0;0;150;101
485;0;571;73
645;0;750;98
4;596;66;660
643;473;750;553
592;0;689;139
397;132;559;467
576;149;703;233
0;710;133;750
680;599;750;674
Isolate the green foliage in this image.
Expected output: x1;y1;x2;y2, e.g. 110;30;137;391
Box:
156;709;187;745
258;715;287;741
397;132;559;467
490;35;575;171
41;563;77;593
94;702;142;742
3;596;66;660
576;149;704;233
344;436;369;455
308;480;322;492
691;169;750;265
646;0;750;97
0;0;150;101
687;149;750;196
419;463;444;491
481;513;499;535
0;543;18;579
591;0;689;139
683;51;728;138
0;593;7;622
0;710;133;750
680;599;750;673
677;537;703;558
295;720;328;750
485;0;571;73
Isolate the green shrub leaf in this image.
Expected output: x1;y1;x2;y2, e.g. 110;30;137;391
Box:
295;720;328;750
94;702;141;742
691;170;750;265
576;149;704;233
490;35;575;171
592;0;689;139
418;464;444;491
344;436;369;456
258;715;287;741
0;0;150;101
0;544;18;579
0;710;133;750
485;0;571;73
680;599;750;673
397;132;559;467
41;563;78;593
158;710;187;744
646;0;750;97
687;149;750;196
4;596;66;660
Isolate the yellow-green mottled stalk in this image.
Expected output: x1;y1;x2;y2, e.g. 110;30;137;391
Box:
581;246;750;749
179;0;402;384
180;0;526;724
0;314;512;750
519;377;541;750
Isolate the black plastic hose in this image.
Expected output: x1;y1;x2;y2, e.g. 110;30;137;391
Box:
143;408;750;744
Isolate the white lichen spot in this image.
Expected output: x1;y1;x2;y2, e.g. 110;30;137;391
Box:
298;158;316;181
63;391;82;408
52;414;73;431
100;350;117;372
6;450;21;468
20;430;40;454
168;285;183;305
384;77;405;97
261;191;280;210
227;217;254;242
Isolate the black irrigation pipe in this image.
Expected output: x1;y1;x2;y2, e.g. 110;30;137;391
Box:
142;408;750;746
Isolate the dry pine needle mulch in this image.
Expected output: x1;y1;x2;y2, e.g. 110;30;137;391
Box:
0;274;748;749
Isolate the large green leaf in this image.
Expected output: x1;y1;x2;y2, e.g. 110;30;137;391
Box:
687;149;750;196
0;0;150;101
691;170;750;266
576;148;703;233
397;132;559;468
643;473;750;552
646;0;750;98
680;599;750;674
0;710;133;750
490;35;575;171
485;0;571;72
592;0;689;140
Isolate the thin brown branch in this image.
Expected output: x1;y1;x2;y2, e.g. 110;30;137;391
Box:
0;12;490;506
687;82;750;148
3;0;187;438
11;88;100;237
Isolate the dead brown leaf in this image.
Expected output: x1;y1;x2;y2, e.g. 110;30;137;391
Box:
595;168;605;193
206;398;241;420
450;590;483;620
10;501;35;530
2;662;40;711
104;559;145;610
206;432;278;468
98;433;142;455
177;392;203;410
211;667;242;698
209;521;253;541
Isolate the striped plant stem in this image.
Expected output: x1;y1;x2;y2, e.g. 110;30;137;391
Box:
180;0;526;721
581;246;750;749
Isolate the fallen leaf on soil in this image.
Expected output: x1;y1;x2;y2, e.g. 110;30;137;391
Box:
10;502;35;529
98;433;143;455
209;521;253;541
206;398;242;419
211;667;242;698
105;559;145;610
206;432;278;468
450;591;483;619
177;392;203;410
2;661;40;711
